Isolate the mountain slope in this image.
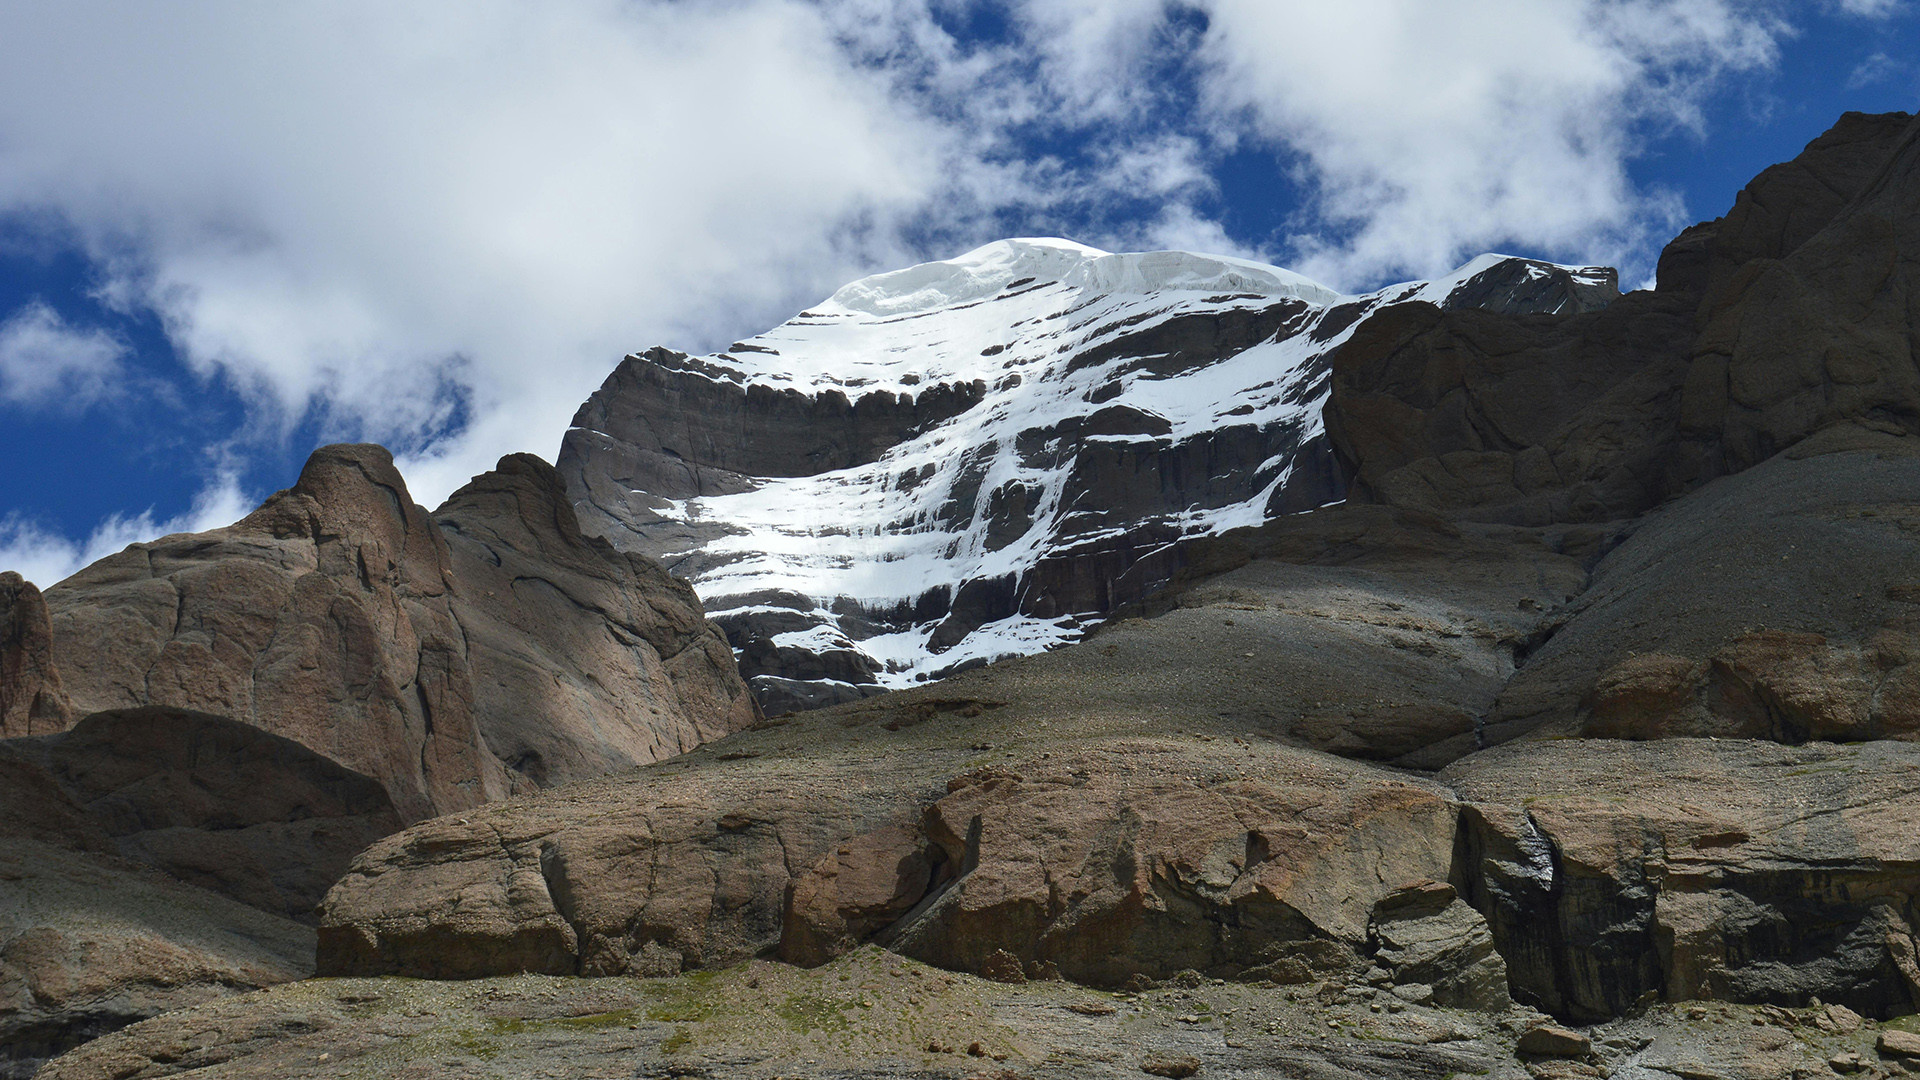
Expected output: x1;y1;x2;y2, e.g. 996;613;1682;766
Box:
561;240;1616;712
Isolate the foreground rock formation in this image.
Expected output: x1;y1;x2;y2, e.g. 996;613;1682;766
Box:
0;447;756;1073
7;444;755;821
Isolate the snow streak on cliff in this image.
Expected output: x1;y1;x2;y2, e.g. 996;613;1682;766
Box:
560;239;1616;712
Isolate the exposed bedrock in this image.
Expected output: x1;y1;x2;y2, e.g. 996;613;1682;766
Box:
1446;738;1920;1023
12;443;754;822
1325;109;1919;526
317;733;1471;991
0;707;401;923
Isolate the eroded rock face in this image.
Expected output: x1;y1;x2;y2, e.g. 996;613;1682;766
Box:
435;453;758;789
21;445;753;822
0;571;72;738
1445;738;1920;1021
40;445;507;822
1324;110;1918;527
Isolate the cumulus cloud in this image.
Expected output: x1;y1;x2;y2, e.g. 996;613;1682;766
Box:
0;300;126;408
1177;0;1781;287
0;472;254;588
0;0;1802;551
0;0;985;504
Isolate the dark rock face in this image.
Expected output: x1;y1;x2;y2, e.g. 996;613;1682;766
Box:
18;444;754;823
0;571;72;737
0;707;401;922
559;242;1615;713
1446;738;1920;1022
0;707;390;1074
1324;110;1919;527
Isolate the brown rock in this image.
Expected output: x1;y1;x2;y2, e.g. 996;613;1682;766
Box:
1141;1052;1201;1078
30;445;753;822
433;453;757;790
0;838;311;1078
979;950;1027;984
1881;1030;1920;1058
883;751;1456;987
1516;1024;1592;1057
0;706;401;921
318;723;1459;988
0;571;72;738
781;823;936;967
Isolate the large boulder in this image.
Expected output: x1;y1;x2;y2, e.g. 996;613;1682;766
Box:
1445;737;1920;1022
317;685;1471;991
18;444;754;822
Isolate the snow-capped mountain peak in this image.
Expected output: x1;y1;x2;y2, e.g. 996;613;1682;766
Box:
558;243;1619;713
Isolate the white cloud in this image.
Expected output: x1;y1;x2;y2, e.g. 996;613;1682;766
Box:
1833;0;1904;17
0;300;126;408
0;0;985;504
0;0;1802;533
1179;0;1782;287
0;472;254;588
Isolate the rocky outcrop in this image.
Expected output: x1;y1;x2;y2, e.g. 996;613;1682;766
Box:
317;689;1474;993
37;444;511;821
1323;110;1918;526
1445;738;1920;1022
0;571;72;738
435;453;758;789
19;444;753;822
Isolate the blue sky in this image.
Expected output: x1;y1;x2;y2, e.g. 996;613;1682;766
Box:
0;0;1915;586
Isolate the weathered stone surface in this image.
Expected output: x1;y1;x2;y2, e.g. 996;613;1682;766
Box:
0;839;311;1080
1516;1025;1590;1058
884;751;1456;987
1323;110;1918;528
1489;432;1920;746
434;452;757;789
39;444;510;821
1368;881;1509;1012
318;688;1460;990
21;445;752;822
0;571;72;738
1446;738;1920;1021
0;707;401;921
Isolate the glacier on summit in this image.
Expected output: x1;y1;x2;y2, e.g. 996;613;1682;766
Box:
558;239;1617;713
